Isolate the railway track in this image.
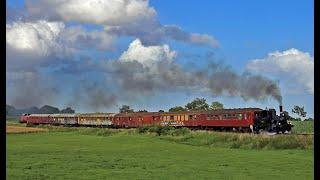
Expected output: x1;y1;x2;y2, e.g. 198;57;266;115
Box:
257;131;313;136
294;133;314;136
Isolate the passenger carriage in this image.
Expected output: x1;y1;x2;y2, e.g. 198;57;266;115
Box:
77;113;115;126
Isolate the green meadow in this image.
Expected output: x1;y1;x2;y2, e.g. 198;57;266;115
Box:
6;125;313;180
289;121;314;134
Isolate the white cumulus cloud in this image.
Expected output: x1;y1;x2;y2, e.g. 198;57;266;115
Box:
26;0;156;26
6;20;116;70
60;26;116;51
6;20;64;56
246;48;314;94
119;39;177;67
24;0;219;48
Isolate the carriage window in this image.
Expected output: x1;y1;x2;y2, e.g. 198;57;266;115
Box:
170;116;174;120
224;114;233;119
181;115;185;121
189;115;193;120
237;114;243;120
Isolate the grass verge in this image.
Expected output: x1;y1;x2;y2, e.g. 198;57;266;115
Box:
7;124;314;150
6;125;48;134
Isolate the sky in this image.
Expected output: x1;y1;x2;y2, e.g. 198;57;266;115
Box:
6;0;314;118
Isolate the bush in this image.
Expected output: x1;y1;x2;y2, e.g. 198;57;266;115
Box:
171;128;190;136
148;125;160;134
137;125;182;136
26;122;35;127
137;126;149;134
158;126;174;136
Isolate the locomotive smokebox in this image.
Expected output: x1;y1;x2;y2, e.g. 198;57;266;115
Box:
279;105;283;113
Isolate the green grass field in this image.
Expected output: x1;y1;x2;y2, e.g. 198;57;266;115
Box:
290;121;314;134
7;127;314;180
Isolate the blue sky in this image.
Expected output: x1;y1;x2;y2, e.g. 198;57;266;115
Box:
148;0;314;116
6;0;314;118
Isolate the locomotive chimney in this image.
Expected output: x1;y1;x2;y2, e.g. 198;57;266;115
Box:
279;105;283;113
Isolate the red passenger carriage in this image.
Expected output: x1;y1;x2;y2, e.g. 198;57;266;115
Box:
20;106;293;133
20;114;55;124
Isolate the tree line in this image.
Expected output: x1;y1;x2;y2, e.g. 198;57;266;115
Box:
119;98;223;113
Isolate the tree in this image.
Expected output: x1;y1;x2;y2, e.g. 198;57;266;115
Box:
210;101;224;110
185;98;209;111
304;117;314;121
169;106;186;112
158;110;165;112
137;110;148;112
119;105;134;113
292;105;307;118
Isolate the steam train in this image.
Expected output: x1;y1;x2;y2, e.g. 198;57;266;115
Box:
20;106;293;134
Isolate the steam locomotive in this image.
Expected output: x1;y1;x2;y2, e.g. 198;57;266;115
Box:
252;106;293;134
20;106;293;134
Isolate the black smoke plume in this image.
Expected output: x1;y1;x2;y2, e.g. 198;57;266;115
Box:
7;55;282;110
101;59;282;104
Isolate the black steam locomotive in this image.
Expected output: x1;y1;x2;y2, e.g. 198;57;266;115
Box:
253;106;293;134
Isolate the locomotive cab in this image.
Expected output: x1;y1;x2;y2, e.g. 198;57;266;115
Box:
253;109;275;133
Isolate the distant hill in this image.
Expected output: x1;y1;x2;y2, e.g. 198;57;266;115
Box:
6;105;75;116
39;105;60;114
60;107;75;114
